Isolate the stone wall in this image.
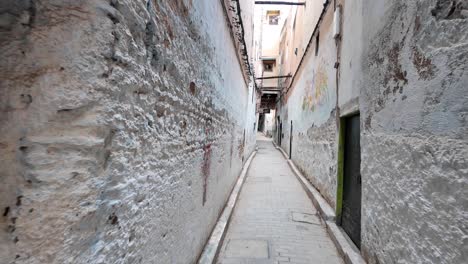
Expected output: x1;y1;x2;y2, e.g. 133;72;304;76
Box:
277;0;467;263
0;0;256;263
360;0;467;263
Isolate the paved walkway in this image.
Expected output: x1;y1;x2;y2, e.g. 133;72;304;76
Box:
216;134;343;264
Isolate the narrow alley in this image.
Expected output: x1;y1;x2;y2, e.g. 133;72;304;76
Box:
0;0;466;264
216;134;342;264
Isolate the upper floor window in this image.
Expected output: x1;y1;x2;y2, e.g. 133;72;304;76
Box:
263;60;276;72
267;10;280;25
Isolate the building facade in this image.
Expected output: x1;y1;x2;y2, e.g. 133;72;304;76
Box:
272;0;467;263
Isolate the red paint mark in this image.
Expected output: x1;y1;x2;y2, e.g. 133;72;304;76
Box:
412;47;435;80
202;144;211;205
237;129;246;160
189;82;196;95
229;138;234;168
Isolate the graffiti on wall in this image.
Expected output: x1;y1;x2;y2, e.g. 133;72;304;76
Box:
302;65;329;111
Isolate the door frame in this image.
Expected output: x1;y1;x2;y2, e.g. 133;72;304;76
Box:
335;111;360;226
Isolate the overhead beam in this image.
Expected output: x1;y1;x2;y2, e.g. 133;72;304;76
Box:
256;75;292;80
255;1;306;5
260;87;286;90
261;89;282;93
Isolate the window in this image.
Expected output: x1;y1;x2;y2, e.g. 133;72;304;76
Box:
267;10;280;25
315;32;320;56
263;60;275;72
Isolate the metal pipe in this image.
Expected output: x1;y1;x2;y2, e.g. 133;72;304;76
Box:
255;1;306;5
289;120;293;159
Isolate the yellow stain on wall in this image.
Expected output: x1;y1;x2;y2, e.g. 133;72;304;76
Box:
302;65;329;111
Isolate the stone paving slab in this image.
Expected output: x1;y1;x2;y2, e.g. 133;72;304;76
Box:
216;134;344;264
225;239;269;259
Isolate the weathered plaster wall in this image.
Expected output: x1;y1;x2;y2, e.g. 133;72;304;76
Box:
360;1;468;263
259;110;276;137
280;0;327;79
239;0;255;60
0;1;256;263
277;0;467;263
277;4;338;206
338;0;362;113
297;0;327;55
259;4;289;58
245;82;257;157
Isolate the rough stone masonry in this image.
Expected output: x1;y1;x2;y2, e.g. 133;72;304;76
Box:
361;1;467;263
0;0;256;263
